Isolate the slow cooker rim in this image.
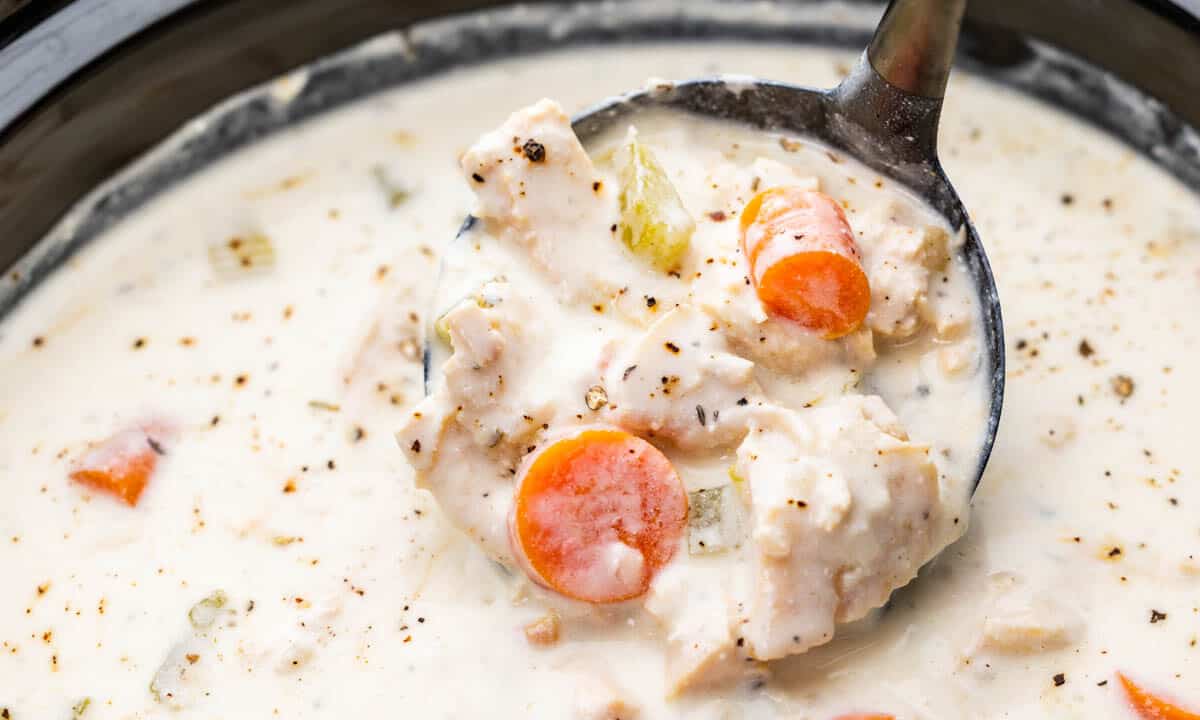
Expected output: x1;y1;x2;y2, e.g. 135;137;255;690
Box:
2;0;1199;141
1;0;1198;321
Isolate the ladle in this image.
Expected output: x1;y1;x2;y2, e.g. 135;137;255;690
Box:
428;0;1004;492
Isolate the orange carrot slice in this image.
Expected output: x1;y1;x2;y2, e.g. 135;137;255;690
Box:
1118;673;1200;719
832;714;896;720
740;186;870;339
512;428;687;603
70;424;170;506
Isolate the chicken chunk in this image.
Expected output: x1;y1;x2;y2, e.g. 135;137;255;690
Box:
398;284;558;563
734;396;947;660
431;281;555;450
463;99;604;248
601;305;760;450
461;99;684;309
645;560;765;695
863;221;951;339
397;409;517;564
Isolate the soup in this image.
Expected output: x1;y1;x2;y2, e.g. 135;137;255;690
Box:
0;41;1196;720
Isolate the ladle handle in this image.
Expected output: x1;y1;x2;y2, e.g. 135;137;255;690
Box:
827;0;967;175
867;0;966;99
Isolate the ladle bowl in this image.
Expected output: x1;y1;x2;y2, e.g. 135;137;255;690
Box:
427;0;1004;493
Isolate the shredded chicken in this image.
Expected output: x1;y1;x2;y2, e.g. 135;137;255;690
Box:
735;396;946;660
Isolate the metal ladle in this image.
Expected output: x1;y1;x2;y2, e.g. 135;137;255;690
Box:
429;0;1004;492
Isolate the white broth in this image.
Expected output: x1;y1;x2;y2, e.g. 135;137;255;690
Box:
0;42;1196;720
403;97;988;691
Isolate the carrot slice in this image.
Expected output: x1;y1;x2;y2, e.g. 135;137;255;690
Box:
1118;673;1200;719
833;715;895;720
512;428;687;603
70;425;170;506
740;186;870;339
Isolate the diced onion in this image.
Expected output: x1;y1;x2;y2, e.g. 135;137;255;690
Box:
187;589;229;630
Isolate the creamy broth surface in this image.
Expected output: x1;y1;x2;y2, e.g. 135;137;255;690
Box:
0;43;1197;720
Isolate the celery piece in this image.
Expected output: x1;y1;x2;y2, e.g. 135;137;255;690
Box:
72;698;91;719
208;232;275;277
687;484;743;555
617;133;694;272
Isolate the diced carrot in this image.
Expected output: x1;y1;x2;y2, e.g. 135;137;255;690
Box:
511;428;687;603
1118;672;1200;719
70;424;171;506
740;186;870;339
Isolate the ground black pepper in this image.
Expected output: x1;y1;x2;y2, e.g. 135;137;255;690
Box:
522;139;546;162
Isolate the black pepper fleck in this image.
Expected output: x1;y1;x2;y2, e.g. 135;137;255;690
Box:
522;139;546;163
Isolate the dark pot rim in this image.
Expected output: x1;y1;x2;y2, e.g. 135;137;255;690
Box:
1;0;1198;321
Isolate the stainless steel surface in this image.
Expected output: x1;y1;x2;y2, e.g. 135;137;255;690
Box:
867;0;965;98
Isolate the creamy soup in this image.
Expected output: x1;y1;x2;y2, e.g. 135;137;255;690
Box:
0;42;1197;720
404;96;988;693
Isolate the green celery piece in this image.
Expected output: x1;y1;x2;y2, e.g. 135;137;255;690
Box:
617;135;694;272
